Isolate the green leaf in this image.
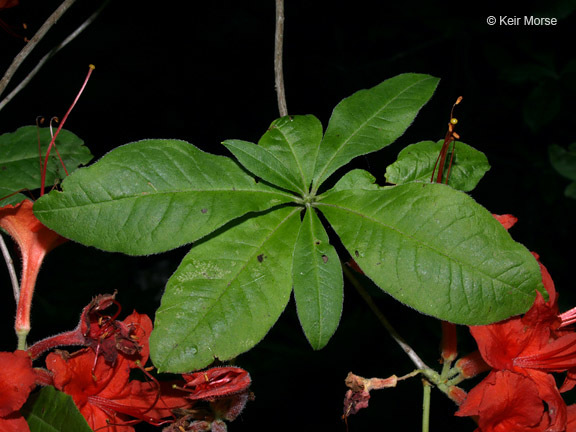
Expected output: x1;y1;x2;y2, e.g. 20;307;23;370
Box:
549;143;576;181
34;139;294;255
317;183;543;325
565;181;576;199
0;187;28;206
22;386;92;432
312;74;439;190
222;139;304;193
385;140;491;191
150;206;301;372
293;208;343;349
258;115;324;190
0;126;91;206
330;169;383;192
523;81;561;132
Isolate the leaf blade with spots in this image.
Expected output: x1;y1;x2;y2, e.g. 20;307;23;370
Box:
34;139;294;255
292;208;343;350
317;183;543;325
150;206;301;372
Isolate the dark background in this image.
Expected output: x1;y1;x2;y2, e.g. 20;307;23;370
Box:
2;1;576;431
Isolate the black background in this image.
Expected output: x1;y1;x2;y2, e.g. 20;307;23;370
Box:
2;1;576;431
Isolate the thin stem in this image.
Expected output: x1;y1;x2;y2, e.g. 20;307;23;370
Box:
27;328;85;360
0;0;109;112
422;380;432;432
343;264;429;371
0;234;20;302
0;0;79;99
274;0;288;117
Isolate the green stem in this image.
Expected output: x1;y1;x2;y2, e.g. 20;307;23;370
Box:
422;380;432;432
17;329;28;351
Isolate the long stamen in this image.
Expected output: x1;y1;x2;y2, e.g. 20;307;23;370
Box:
48;116;68;178
560;307;576;327
431;96;462;184
40;64;95;195
36;116;45;174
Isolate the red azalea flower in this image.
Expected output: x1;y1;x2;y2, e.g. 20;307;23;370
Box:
0;350;37;432
46;312;191;431
0;200;67;337
567;405;576;431
28;293;151;365
457;370;551;432
181;367;251;401
164;367;253;432
456;248;576;431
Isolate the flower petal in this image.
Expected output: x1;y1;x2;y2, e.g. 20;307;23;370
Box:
0;411;31;432
0;351;36;416
456;371;550;432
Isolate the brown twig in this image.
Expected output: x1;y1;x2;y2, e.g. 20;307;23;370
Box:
0;0;78;100
343;264;429;371
274;0;288;117
0;0;109;112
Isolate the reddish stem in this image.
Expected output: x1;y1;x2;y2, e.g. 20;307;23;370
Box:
15;248;46;339
8;203;67;345
27;328;86;360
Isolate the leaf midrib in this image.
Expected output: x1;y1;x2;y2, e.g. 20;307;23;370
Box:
35;188;296;213
314;76;435;187
159;207;301;367
316;201;532;298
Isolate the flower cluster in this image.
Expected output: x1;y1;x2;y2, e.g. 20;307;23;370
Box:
455;215;576;432
0;291;253;431
0;199;252;431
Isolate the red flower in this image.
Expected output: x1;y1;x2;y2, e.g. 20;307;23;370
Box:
0;350;37;432
456;251;576;431
457;370;551;432
0;200;66;338
46;311;191;431
27;292;151;364
181;367;251;401
164;367;253;432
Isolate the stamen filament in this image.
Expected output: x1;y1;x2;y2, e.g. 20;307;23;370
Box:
40;64;95;195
